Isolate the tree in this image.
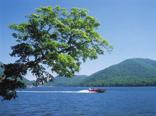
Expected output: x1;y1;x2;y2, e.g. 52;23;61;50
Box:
0;6;111;100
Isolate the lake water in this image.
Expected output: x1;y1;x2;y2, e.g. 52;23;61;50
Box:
0;87;156;116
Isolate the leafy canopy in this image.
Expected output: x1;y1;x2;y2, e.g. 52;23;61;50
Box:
0;6;111;100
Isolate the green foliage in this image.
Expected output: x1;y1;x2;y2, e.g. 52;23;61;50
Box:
1;6;110;100
0;63;32;100
9;6;110;78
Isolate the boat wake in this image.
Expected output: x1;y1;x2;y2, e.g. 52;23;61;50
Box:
78;90;90;93
17;90;91;94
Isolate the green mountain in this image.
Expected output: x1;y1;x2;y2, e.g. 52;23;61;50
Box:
0;62;3;76
46;58;156;86
20;78;33;85
45;75;88;86
82;58;156;86
2;58;156;86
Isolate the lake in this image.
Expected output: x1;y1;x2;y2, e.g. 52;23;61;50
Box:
0;87;156;116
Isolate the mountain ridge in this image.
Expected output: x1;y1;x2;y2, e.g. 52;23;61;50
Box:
1;58;156;86
81;58;156;86
46;58;156;86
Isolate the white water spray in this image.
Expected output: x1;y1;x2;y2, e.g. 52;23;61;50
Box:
17;90;91;93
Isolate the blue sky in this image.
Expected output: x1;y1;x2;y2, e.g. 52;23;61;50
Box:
0;0;156;79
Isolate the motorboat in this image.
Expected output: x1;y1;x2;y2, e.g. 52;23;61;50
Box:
88;88;105;93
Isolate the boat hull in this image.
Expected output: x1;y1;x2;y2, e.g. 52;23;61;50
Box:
88;88;105;93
